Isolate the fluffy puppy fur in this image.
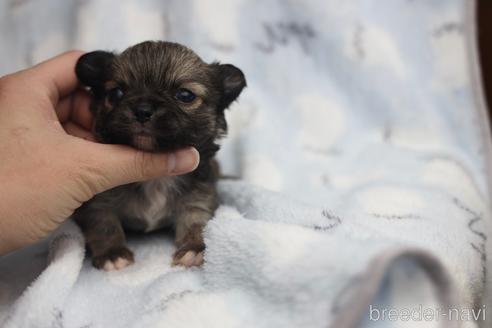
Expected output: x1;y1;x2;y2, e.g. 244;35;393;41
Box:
73;41;246;270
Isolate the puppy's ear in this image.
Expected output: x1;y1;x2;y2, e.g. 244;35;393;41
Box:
215;64;246;110
75;51;115;94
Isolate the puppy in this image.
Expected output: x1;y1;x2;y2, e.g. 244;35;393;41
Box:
73;41;246;270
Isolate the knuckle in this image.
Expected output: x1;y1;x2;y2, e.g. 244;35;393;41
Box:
134;151;150;178
66;157;108;201
67;172;96;203
133;151;159;179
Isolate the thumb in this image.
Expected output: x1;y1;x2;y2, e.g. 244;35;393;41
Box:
76;142;200;195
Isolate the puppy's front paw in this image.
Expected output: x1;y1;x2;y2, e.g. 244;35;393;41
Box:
172;249;204;267
173;223;206;267
92;247;135;271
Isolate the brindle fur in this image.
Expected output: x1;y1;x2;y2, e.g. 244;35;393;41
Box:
73;41;245;270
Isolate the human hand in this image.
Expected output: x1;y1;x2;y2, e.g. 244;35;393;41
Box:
0;51;200;255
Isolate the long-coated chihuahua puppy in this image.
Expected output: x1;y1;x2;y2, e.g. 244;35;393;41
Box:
73;41;246;270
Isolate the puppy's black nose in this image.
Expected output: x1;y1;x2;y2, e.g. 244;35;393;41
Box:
133;103;154;123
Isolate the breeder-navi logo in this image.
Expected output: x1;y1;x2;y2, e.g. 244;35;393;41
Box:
369;304;486;322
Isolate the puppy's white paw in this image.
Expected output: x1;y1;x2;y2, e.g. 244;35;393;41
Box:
103;257;133;271
172;250;204;267
92;247;135;271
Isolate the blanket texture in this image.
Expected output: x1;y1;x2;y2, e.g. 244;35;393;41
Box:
0;0;491;327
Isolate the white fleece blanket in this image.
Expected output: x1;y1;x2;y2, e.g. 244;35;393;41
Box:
0;0;491;327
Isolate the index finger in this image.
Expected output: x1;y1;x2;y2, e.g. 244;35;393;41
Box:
56;90;93;128
27;50;85;106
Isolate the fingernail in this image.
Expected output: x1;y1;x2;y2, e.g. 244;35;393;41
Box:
169;148;200;174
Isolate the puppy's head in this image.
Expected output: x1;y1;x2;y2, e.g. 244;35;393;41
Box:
75;41;246;155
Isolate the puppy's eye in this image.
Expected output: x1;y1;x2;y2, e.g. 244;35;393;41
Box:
107;87;124;105
175;88;196;103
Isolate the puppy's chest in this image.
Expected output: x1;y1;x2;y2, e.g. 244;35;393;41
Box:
122;178;182;232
